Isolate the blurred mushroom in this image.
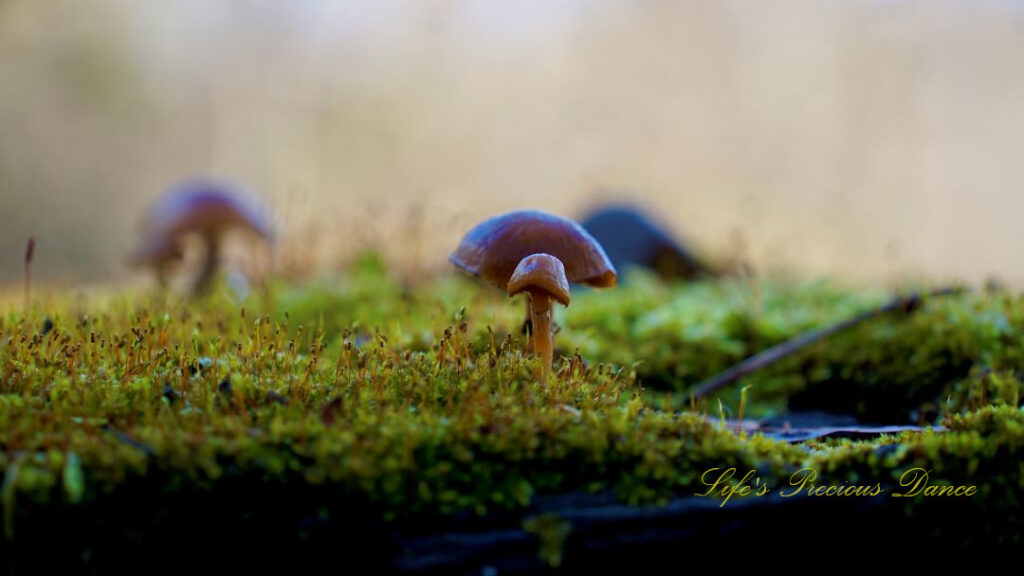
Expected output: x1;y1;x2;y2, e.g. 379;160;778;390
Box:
130;180;273;295
450;210;616;380
579;204;716;281
507;253;570;381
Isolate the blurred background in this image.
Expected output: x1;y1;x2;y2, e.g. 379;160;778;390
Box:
1;0;1023;289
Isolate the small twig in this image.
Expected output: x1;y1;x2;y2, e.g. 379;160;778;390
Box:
691;286;964;399
24;236;35;312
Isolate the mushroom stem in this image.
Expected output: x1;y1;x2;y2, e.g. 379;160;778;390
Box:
528;292;554;382
522;298;534;353
155;265;171;291
194;233;222;295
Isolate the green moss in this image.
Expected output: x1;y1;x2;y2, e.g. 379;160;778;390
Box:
744;291;1024;421
0;256;1021;552
565;274;1024;421
803;405;1023;544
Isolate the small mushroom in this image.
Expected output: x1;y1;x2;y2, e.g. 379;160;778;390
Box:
130;180;273;295
450;210;616;380
580;203;716;281
507;253;570;381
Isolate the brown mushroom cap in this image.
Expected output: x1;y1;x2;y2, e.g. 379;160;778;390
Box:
450;210;617;289
507;253;571;307
144;180;274;241
131;180;273;269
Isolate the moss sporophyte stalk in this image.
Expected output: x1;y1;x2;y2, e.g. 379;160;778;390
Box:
0;254;1022;559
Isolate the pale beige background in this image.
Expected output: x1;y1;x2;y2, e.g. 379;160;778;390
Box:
1;0;1022;288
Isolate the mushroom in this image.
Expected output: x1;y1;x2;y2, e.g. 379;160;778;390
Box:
506;253;570;380
130;180;273;295
450;210;617;380
580;203;717;281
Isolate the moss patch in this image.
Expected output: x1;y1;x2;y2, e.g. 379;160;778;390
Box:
1;257;1021;561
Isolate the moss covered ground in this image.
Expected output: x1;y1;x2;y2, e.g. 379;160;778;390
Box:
1;255;1022;570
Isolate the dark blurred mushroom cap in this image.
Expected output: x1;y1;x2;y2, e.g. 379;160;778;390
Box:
507;253;571;307
143;180;274;242
580;203;714;280
450;210;617;289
